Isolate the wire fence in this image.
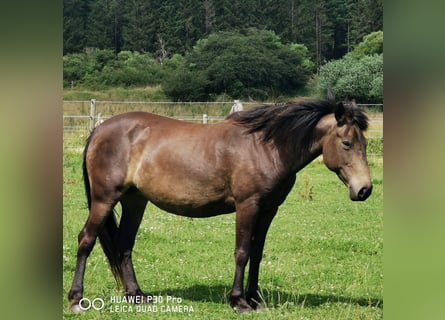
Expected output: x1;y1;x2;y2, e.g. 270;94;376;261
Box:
63;100;383;158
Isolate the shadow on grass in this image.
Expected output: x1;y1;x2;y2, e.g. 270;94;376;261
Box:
147;284;383;310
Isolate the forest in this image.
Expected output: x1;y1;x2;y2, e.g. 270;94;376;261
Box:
63;0;383;102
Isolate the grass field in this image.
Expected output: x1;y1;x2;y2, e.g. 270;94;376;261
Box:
63;150;383;319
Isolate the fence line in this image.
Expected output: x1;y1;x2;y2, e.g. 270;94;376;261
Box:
64;100;383;153
63;99;383;104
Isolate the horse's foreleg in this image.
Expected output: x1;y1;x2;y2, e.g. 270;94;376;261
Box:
230;199;259;313
117;192;148;300
68;202;113;312
245;208;278;310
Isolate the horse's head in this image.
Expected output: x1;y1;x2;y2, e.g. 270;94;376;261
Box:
320;101;372;201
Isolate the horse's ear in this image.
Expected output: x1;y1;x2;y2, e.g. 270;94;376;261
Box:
335;102;346;124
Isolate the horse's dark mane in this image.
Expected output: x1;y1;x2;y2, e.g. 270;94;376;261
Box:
227;99;368;147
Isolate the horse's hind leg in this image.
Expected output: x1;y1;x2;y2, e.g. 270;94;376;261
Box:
68;201;114;312
116;190;148;300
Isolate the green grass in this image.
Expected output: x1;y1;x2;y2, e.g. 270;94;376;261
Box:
63;151;383;319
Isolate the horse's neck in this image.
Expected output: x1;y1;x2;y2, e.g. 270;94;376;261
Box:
285;114;336;173
288;144;323;174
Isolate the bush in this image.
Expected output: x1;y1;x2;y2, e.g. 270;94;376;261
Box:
350;31;383;58
63;49;166;89
63;53;90;87
162;66;210;101
163;29;314;101
317;53;383;103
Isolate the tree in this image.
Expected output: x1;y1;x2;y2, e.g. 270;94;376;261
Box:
63;0;93;54
204;0;216;34
85;0;115;51
64;0;383;64
349;0;383;47
121;0;154;52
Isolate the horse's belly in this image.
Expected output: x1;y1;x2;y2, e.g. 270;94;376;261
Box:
150;198;235;218
137;181;235;217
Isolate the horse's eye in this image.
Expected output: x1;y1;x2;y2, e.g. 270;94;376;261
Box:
342;140;351;149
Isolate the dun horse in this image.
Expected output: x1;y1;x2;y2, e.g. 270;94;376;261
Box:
68;99;372;313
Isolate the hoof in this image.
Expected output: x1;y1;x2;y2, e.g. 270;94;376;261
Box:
70;302;85;313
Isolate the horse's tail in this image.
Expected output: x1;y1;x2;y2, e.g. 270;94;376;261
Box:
82;131;93;211
98;212;123;288
83;129;123;287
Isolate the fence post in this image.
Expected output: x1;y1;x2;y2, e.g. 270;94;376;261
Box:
230;100;243;113
89;99;96;132
202;114;208;124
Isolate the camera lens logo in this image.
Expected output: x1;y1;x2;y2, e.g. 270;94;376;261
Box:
78;298;105;311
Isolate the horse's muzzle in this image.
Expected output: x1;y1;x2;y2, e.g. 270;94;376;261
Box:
349;183;372;201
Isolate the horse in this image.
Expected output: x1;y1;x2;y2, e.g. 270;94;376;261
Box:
68;99;372;313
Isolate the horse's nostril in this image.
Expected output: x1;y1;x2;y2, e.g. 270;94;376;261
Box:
358;185;372;200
